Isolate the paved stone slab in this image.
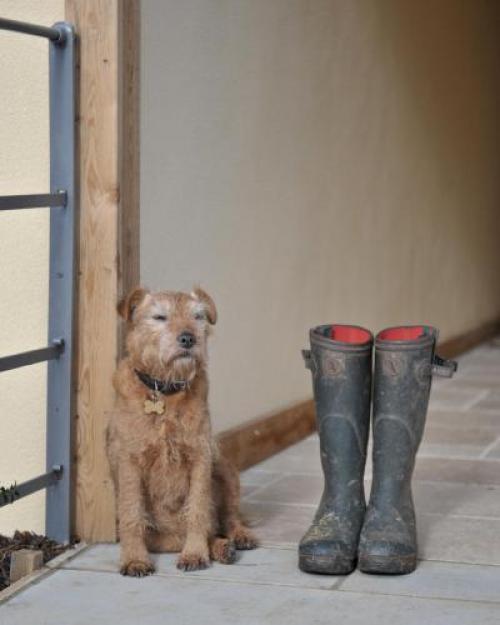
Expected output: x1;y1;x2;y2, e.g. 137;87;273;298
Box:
339;560;500;603
418;513;500;565
412;481;500;518
245;474;500;518
61;544;336;590
240;468;282;487
428;387;487;412
414;457;500;485
252;442;322;474
241;501;312;547
423;424;499;447
242;500;500;565
485;441;500;459
3;568;499;625
426;410;500;430
475;391;500;411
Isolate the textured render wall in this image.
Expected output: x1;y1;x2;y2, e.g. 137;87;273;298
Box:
0;0;63;534
140;0;500;432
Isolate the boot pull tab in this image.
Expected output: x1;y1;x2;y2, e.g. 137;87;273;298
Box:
302;349;314;371
432;354;458;378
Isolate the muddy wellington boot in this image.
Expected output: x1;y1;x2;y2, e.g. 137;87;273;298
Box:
358;326;457;574
299;324;373;574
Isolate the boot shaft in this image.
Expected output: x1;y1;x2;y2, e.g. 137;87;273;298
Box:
374;325;438;452
371;325;456;505
304;325;373;499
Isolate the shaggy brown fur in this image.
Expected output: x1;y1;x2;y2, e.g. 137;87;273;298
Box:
107;286;257;576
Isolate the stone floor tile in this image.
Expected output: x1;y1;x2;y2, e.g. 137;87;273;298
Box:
419;421;499;458
474;391;500;411
428;388;489;412
240;469;292;499
61;544;337;591
461;363;500;375
246;475;500;520
240;468;281;487
244;473;322;506
60;543;118;573
339;560;500;603
485;441;500;459
423;424;498;447
253;448;322;475
3;569;499;625
412;481;500;518
440;378;500;392
418;513;500;565
240;501;313;547
426;410;500;431
417;443;486;458
241;483;262;498
414;457;500;485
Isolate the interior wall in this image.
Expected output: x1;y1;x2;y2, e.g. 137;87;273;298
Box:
140;0;500;432
0;0;64;534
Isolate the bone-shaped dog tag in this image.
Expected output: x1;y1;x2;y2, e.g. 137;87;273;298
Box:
144;399;165;415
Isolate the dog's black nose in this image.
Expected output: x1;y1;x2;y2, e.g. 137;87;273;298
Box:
177;331;196;349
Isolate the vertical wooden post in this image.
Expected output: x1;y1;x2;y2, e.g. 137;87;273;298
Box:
119;0;140;300
65;0;140;542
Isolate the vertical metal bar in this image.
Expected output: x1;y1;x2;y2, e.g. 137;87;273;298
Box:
45;22;77;543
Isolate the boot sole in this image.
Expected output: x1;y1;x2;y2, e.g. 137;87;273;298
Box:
299;554;356;575
358;553;416;575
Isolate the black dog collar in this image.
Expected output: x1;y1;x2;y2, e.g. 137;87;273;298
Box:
135;369;188;396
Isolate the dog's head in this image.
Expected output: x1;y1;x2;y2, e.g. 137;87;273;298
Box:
118;286;217;383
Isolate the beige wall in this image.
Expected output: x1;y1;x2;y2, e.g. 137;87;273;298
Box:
0;0;63;535
141;0;500;432
1;0;498;535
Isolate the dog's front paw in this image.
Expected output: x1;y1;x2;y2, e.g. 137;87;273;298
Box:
120;559;155;577
176;550;210;572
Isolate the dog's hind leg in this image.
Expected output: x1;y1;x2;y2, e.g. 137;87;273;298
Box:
214;455;258;550
209;537;237;564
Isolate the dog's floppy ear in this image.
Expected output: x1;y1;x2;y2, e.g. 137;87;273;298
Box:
191;287;217;325
117;286;149;322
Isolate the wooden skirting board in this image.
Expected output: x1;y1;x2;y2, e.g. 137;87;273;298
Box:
437;318;500;360
218;400;316;471
219;317;500;471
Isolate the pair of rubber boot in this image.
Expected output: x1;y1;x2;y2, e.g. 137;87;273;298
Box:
299;324;457;575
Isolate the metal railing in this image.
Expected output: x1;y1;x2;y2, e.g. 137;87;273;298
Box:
0;17;76;543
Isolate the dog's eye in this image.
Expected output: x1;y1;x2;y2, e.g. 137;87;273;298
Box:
153;314;167;321
194;311;206;321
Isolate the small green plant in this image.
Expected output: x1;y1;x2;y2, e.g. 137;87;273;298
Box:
0;483;20;505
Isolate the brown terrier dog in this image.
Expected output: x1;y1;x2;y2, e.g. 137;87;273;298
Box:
107;286;257;576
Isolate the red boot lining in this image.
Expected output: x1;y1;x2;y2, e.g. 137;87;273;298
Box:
330;325;372;344
378;326;424;341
